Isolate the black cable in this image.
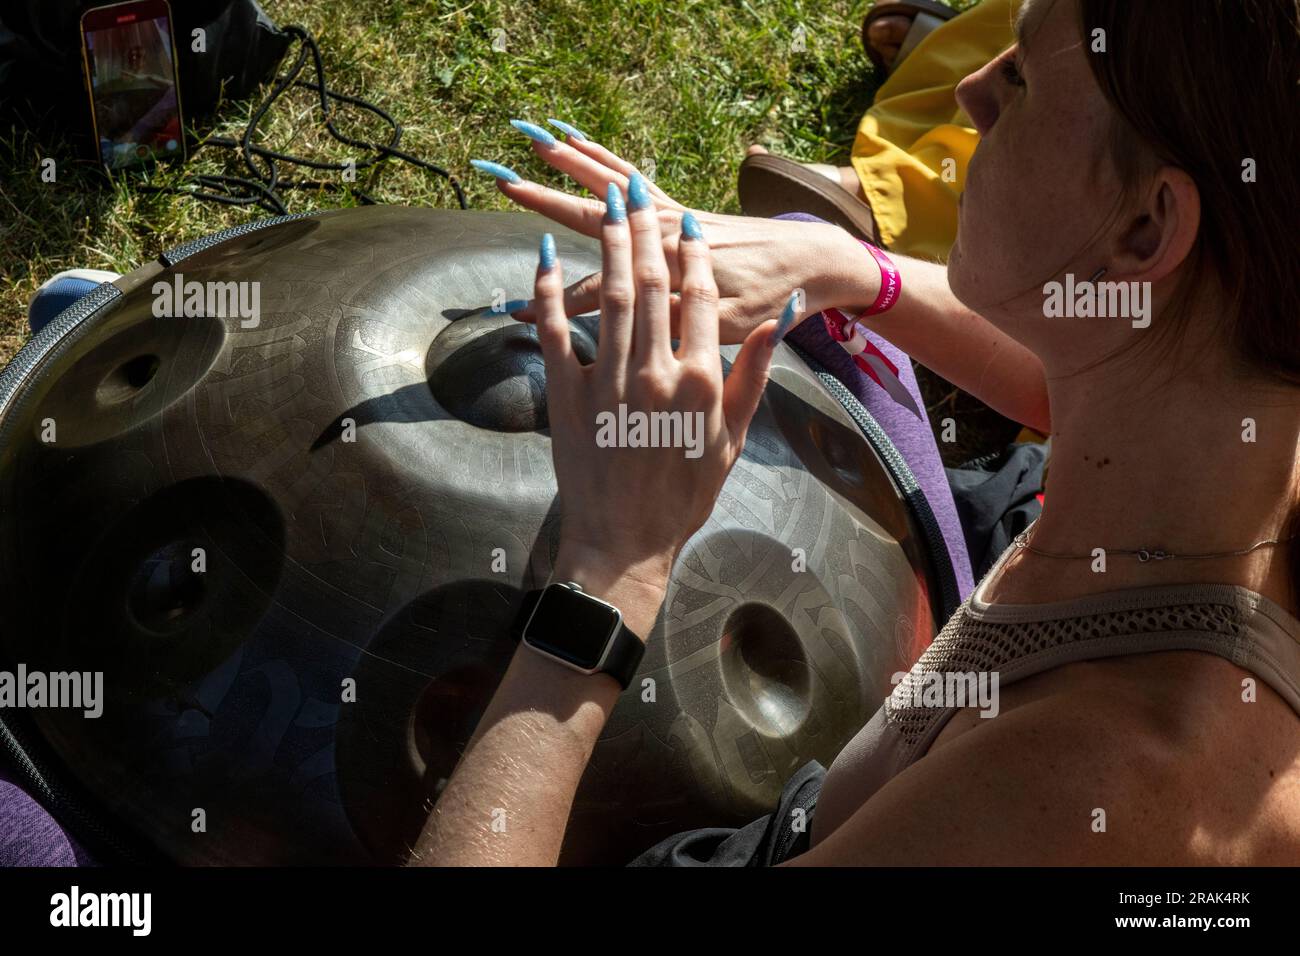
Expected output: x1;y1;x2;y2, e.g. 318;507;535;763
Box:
140;24;467;214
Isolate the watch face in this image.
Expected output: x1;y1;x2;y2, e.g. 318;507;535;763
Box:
524;585;620;670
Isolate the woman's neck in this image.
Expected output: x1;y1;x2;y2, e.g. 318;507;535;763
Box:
1003;348;1300;607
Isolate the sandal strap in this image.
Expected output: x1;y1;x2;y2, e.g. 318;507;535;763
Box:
895;10;948;65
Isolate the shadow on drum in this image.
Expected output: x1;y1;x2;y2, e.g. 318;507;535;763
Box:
335;578;522;864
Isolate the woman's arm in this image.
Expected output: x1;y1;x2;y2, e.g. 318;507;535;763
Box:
409;550;667;866
823;229;1052;433
411;182;780;866
493;132;1050;432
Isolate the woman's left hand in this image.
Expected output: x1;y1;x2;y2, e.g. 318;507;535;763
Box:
529;174;784;618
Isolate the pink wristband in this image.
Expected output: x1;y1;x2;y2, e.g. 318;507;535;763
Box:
857;240;902;317
823;239;901;342
819;240;923;419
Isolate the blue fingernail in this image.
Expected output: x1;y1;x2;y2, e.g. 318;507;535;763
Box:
605;182;627;223
547;118;588;142
627;171;652;211
539;233;557;271
510;119;559;148
768;291;800;347
681;211;704;241
470;159;522;183
487;298;531;315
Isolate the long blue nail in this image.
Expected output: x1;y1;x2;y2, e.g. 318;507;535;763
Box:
768;291;800;347
681;212;704;241
510;119;559;148
627;171;652;211
605;183;626;223
547;118;587;142
488;298;530;315
539;233;557;271
470;159;522;183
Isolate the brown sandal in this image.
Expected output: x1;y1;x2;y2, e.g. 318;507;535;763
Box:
737;152;880;244
862;0;959;77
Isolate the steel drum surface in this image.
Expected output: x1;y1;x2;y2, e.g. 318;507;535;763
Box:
0;207;937;864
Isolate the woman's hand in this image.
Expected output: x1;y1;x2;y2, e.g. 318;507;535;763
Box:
415;194;786;866
480;123;876;344
529;174;786;623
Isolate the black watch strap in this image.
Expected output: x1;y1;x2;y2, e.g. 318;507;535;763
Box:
513;587;645;689
599;616;646;690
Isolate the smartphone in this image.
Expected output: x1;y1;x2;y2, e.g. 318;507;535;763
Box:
80;0;186;172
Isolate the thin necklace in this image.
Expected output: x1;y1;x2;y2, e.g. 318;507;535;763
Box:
1013;530;1296;563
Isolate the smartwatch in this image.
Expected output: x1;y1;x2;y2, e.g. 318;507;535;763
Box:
512;582;645;689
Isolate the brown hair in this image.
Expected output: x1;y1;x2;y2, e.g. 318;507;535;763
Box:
1077;0;1300;379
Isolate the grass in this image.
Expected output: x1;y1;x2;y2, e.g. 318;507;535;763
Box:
0;0;892;367
0;0;1015;463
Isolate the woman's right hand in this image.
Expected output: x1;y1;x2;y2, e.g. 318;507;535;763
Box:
480;124;879;344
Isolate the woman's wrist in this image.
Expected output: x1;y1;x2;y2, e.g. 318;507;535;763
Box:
805;223;884;317
551;540;672;639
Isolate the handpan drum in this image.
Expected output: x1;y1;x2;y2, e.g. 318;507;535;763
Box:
0;207;939;865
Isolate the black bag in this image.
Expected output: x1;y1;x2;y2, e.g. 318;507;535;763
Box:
0;0;290;153
946;441;1048;579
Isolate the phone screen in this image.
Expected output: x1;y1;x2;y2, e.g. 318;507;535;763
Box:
82;1;184;171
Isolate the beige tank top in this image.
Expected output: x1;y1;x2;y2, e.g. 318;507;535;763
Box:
815;538;1300;837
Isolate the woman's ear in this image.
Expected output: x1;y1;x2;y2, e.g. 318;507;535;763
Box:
1109;166;1201;284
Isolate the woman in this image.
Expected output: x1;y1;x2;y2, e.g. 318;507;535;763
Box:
415;0;1300;865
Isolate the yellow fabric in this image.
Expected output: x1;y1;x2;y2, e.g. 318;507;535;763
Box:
851;0;1020;261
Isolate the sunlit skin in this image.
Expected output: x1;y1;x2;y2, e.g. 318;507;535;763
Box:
413;0;1300;865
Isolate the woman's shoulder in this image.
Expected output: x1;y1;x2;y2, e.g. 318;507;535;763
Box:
1017;651;1296;859
909;652;1300;864
795;654;1300;865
